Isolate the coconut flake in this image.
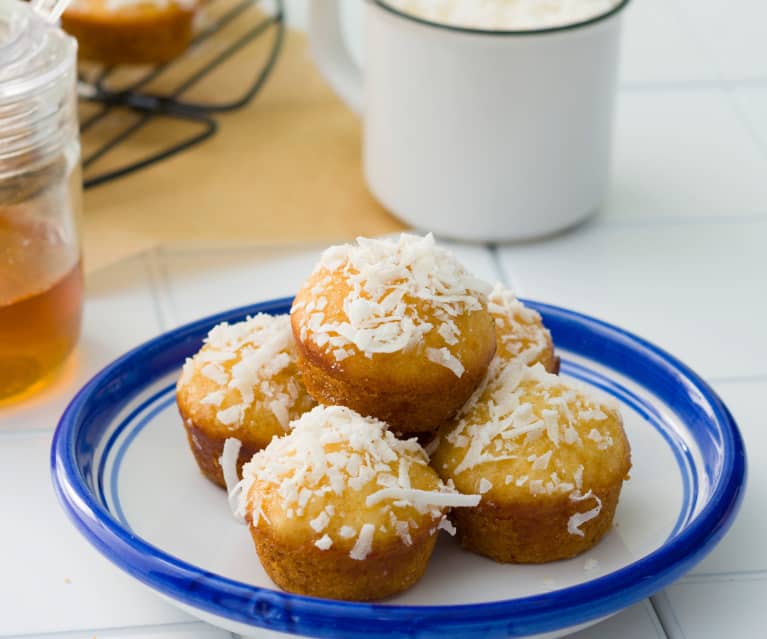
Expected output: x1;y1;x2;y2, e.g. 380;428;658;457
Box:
201;390;226;407
426;347;465;378
532;450;553;470
478;478;493;494
217;404;245;427
220;438;245;522
269;399;290;430
339;525;356;539
350;523;376;560
309;511;330;533
201;363;228;385
366;487;480;509
438;517;457;536
567;490;603;537
314;534;333;550
395;520;413;545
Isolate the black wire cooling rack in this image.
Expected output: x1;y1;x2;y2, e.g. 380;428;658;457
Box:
77;0;285;189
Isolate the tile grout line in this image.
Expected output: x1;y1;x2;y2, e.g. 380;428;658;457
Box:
666;0;767;166
155;245;179;329
488;243;512;288
724;85;767;163
668;0;728;91
157;241;326;258
650;591;688;639
681;569;767;583
643;597;672;639
0;620;211;639
706;372;767;385
620;77;767;93
0;427;54;441
594;213;767;229
143;246;176;332
488;216;767;250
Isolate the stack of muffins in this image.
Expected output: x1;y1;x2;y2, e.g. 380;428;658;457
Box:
176;233;631;601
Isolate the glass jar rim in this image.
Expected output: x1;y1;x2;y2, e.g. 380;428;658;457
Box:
0;1;77;102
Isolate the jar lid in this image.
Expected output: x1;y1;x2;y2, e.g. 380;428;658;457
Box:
0;1;77;102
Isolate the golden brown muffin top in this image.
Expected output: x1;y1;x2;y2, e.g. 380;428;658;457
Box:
432;362;631;537
291;234;492;379
236;405;480;559
177;314;312;433
488;283;554;366
67;0;196;14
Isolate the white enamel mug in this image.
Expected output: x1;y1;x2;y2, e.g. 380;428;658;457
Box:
309;1;630;242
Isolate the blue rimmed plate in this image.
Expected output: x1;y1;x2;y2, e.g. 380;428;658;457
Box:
51;297;746;639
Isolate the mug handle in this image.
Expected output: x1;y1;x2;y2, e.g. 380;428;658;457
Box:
308;1;364;115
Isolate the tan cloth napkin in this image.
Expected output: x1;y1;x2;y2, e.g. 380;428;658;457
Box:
81;22;404;274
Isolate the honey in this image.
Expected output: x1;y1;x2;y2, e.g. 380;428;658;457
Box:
1;5;82;402
0;213;83;400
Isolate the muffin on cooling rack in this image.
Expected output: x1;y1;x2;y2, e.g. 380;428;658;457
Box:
290;233;496;435
488;283;559;373
176;314;316;488
431;361;631;563
236;405;479;600
61;0;199;66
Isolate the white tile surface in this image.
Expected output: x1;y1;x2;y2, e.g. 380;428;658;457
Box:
0;256;162;434
657;577;767;639
605;89;767;220
733;87;767;154
619;0;716;85
686;379;767;575
154;245;324;327
0;434;191;636
570;601;666;639
497;219;767;380
8;622;231;639
676;0;767;82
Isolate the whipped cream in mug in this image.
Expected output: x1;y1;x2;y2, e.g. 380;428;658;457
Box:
381;0;622;30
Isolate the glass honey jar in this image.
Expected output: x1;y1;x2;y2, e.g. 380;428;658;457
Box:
0;1;83;402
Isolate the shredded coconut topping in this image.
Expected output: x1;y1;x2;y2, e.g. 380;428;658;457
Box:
488;283;553;366
237;405;478;559
350;523;376;560
442;361;622;501
177;314;313;429
220;437;245;521
292;234;491;376
568;490;603;536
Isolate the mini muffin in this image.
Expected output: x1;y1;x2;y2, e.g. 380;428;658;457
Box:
290;234;496;434
488;283;559;373
61;0;198;66
177;314;316;489
236;405;479;601
432;361;631;563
